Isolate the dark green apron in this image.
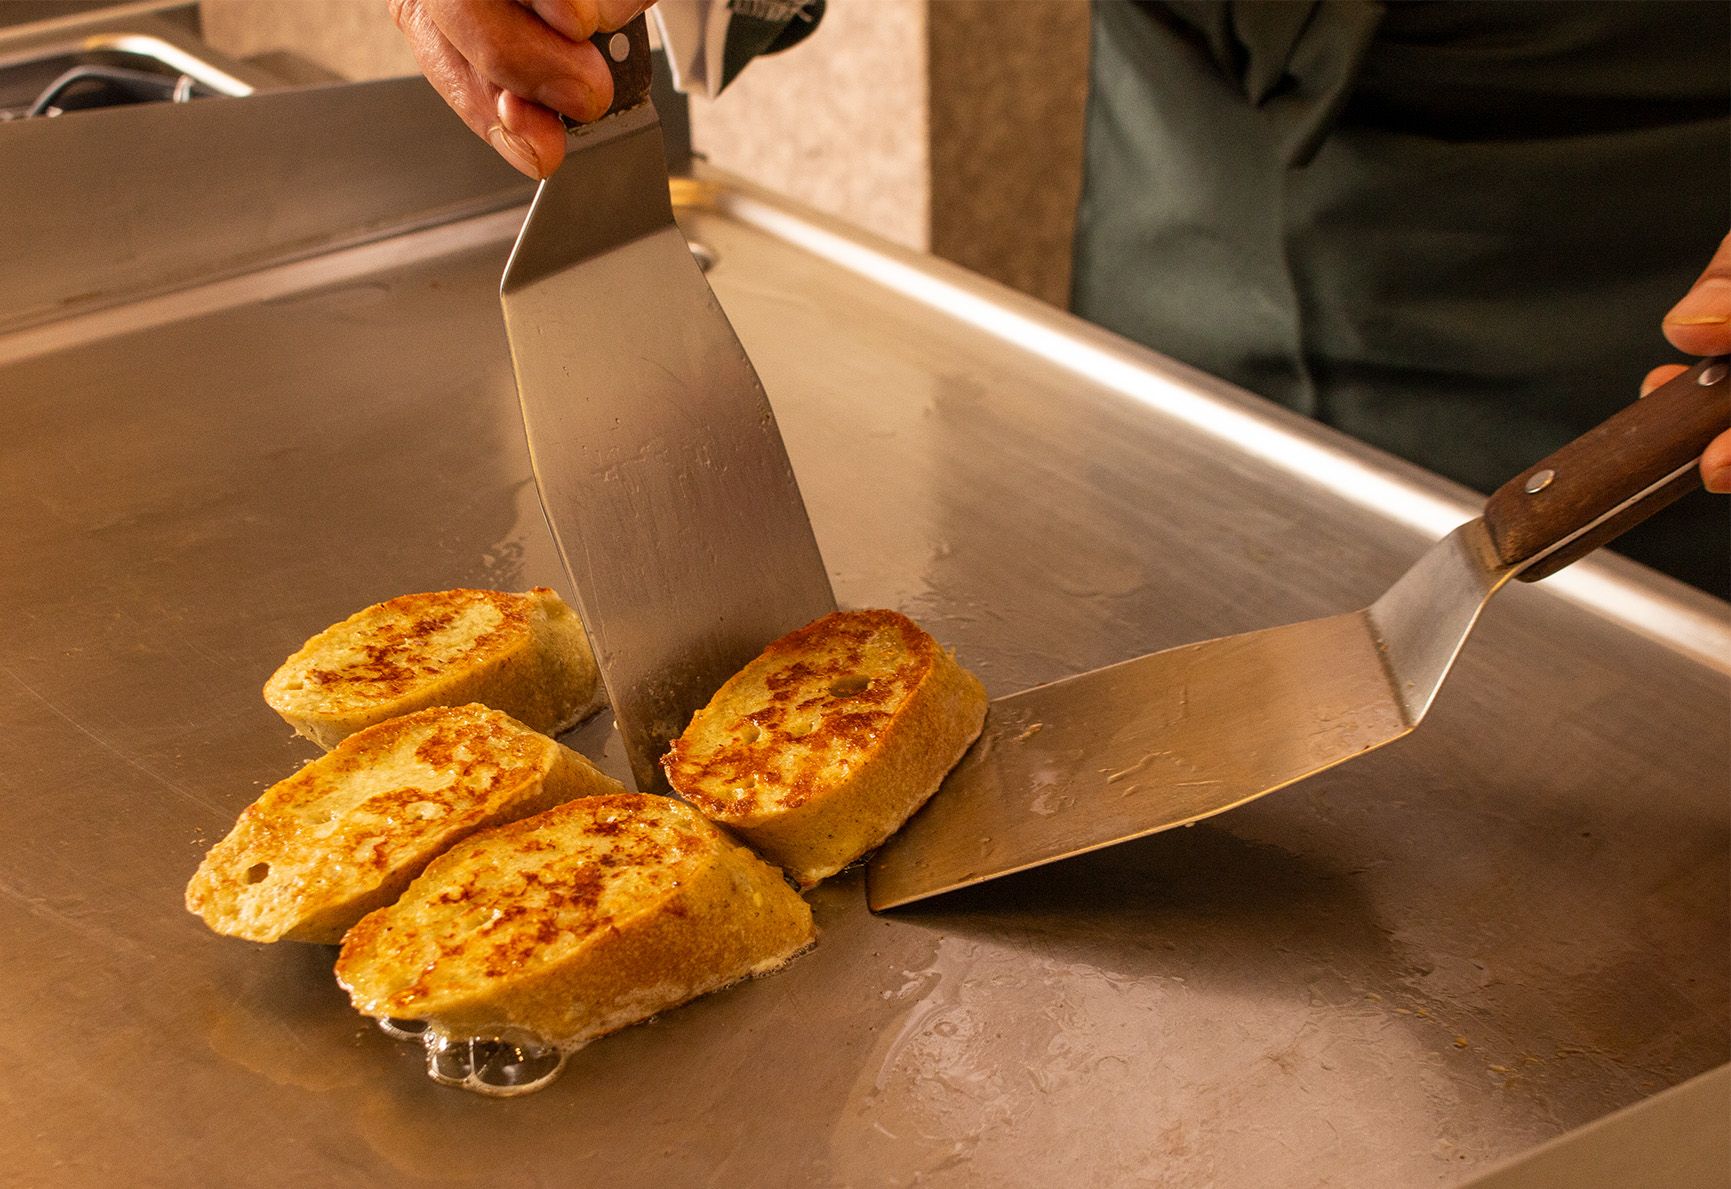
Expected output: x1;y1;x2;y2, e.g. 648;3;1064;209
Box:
1072;0;1730;593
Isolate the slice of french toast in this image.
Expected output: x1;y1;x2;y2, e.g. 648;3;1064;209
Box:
335;793;813;1046
186;704;621;944
662;609;988;887
263;587;605;750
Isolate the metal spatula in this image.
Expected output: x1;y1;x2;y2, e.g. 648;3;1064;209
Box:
867;357;1729;910
500;17;834;794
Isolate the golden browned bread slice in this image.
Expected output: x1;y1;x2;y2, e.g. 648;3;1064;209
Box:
661;609;988;887
186;704;622;944
263;587;605;750
334;793;813;1045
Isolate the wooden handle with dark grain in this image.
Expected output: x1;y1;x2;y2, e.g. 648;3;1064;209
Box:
561;13;654;130
1483;357;1729;582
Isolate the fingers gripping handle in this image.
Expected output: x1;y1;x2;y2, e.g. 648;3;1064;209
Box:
1483;357;1730;582
563;13;653;130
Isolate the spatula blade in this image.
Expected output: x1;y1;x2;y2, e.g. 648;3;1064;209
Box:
868;360;1728;910
501;103;834;794
866;610;1410;910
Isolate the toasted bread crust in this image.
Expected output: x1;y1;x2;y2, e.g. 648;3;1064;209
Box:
335;794;813;1044
663;610;988;886
186;704;621;944
263;588;605;749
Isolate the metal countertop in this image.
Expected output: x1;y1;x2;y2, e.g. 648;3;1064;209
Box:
2;79;1726;1188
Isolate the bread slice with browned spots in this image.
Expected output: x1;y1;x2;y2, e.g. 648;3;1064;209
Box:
334;793;813;1046
263;587;605;750
662;609;988;887
186;704;622;944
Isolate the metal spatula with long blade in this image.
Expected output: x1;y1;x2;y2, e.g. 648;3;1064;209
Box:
868;357;1729;910
501;18;834;793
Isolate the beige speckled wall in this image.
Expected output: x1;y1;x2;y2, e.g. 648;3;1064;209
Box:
687;0;931;255
200;0;419;82
928;1;1093;308
197;0;1093;308
693;0;1092;307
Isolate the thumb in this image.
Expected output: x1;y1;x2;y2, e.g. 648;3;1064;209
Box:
1663;231;1731;358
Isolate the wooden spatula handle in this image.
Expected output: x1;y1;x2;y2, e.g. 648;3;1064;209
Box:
1482;357;1729;582
559;13;654;130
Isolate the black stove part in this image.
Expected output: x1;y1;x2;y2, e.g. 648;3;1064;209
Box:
26;63;213;117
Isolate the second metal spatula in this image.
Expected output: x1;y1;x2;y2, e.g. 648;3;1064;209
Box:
868;357;1730;910
500;17;834;793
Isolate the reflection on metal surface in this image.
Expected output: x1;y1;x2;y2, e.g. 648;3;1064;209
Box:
832;931;1482;1183
1530;564;1729;672
716;187;1480;542
0;206;526;367
667;175;720;209
712;183;1731;674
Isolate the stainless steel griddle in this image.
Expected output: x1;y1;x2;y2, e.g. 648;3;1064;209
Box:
2;77;1726;1188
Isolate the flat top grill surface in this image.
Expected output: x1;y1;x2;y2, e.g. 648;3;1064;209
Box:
1;79;1725;1188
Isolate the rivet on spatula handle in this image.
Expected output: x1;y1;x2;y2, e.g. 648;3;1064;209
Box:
561;12;654;130
1483;356;1730;582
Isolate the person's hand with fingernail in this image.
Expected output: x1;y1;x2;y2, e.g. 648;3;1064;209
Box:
1643;231;1731;494
388;0;655;179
